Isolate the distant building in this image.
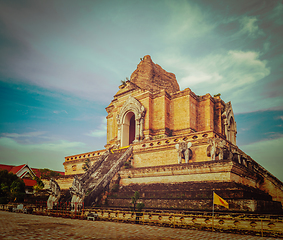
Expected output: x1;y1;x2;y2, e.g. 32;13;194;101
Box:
0;164;64;194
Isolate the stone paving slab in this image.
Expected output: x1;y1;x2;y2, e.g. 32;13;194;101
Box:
0;211;281;240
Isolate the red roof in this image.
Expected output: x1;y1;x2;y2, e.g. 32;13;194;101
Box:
30;168;42;178
23;179;37;187
0;164;14;172
0;164;64;178
10;164;26;175
1;164;64;189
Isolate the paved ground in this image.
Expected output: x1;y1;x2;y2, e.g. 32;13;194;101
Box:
0;211;281;240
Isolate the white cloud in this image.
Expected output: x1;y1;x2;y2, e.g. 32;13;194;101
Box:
2;131;46;138
239;16;264;37
0;0;280;115
227;50;270;85
163;1;215;43
179;50;270;90
276;116;283;121
87;129;106;138
86;118;107;138
175;49;271;112
0;137;86;170
53;110;68;114
0;1;121;103
0;137;85;152
240;137;283;182
180;72;223;86
270;1;283;25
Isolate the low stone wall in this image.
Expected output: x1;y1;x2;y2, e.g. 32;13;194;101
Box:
107;198;282;213
107;181;282;213
119;160;256;187
118;158;283;206
64;149;106;175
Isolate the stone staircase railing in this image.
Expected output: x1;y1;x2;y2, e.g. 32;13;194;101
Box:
84;146;133;206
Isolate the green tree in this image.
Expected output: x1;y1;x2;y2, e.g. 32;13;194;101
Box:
132;191;140;211
136;202;145;212
82;158;90;172
33;176;44;192
10;180;25;202
39;168;61;179
0;170;25;203
124;159;133;169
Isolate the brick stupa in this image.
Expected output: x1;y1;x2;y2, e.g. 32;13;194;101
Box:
59;55;283;213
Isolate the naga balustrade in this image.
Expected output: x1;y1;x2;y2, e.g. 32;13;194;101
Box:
1;203;282;237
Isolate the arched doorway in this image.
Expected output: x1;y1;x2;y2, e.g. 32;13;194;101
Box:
117;96;146;147
121;112;136;147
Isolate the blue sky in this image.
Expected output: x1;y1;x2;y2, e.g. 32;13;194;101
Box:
0;0;282;181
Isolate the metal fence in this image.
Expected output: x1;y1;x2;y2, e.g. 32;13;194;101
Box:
1;203;282;238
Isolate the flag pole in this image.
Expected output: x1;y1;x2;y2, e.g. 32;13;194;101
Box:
212;191;214;232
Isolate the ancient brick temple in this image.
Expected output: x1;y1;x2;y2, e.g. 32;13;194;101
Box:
62;55;283;213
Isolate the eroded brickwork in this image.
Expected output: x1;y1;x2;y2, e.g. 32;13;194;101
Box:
130;55;179;94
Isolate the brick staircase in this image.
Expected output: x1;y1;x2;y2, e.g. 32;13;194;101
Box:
82;147;132;206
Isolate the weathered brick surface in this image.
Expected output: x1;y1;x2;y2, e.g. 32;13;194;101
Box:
108;182;282;213
130;55;180;94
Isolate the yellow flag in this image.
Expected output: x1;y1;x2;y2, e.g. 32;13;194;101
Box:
213;192;229;209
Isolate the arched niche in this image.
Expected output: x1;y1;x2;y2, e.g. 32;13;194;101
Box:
228;116;236;144
116;96;146;147
222;101;237;145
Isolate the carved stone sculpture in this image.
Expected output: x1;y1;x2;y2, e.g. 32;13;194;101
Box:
175;142;192;163
69;175;85;211
207;139;217;161
47;178;61;210
207;138;226;161
217;139;226;161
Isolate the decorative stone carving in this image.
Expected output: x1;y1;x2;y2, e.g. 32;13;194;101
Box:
217;139;226;161
228;144;234;160
222;102;237;145
47;178;61;210
207;138;226;161
207;139;217;161
69;175;85;211
231;149;252;169
117;96;146;147
175;142;192;163
231;149;243;164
